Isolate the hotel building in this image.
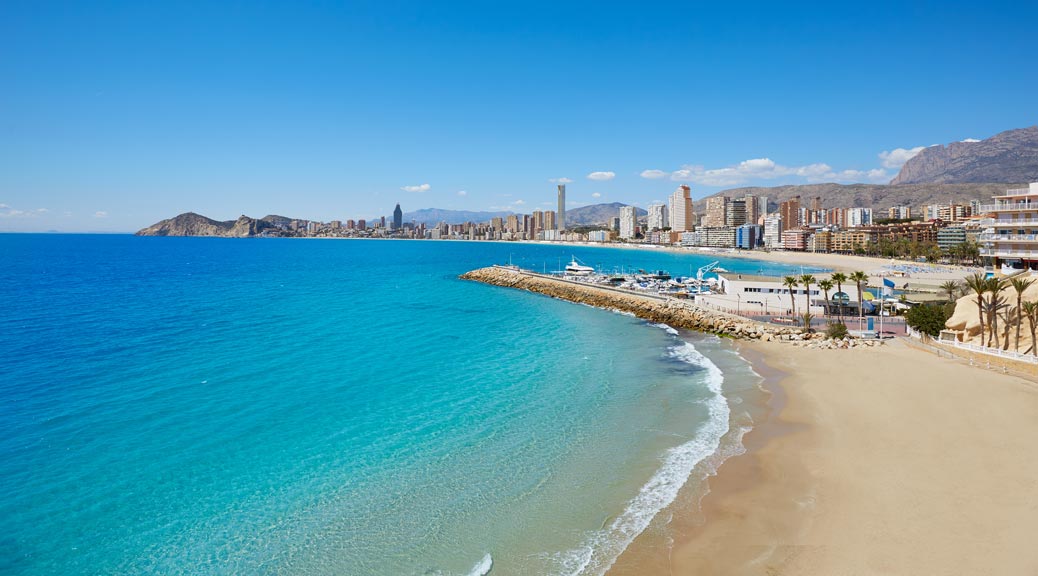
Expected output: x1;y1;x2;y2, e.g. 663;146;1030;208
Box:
669;185;694;232
978;182;1038;271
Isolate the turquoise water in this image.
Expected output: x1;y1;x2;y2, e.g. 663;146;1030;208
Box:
1;236;812;575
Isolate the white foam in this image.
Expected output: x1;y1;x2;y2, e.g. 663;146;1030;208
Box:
465;553;493;576
553;341;731;576
650;323;679;335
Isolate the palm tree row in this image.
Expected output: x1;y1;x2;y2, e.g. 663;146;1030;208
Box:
782;272;867;331
963;272;1038;354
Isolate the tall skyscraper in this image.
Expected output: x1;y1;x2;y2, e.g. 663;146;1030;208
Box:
726;199;747;227
556;185;567;231
619;206;637;239
647;203;669;230
393;203;403;229
544;210;557;232
669;185;694;232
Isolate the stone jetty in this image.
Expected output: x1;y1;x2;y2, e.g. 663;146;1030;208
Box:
462;266;775;341
461;266;883;347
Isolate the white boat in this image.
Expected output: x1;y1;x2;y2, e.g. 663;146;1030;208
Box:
565;256;595;276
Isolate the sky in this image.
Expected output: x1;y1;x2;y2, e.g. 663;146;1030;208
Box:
2;1;1036;232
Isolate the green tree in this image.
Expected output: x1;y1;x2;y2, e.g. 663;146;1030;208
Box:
830;272;848;320
963;273;989;346
818;279;834;319
1009;276;1035;352
799;274;816;318
1023;301;1038;355
783;276;799;317
939;280;961;303
905;304;950;337
849;271;868;326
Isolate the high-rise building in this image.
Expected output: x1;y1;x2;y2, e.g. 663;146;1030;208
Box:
811;196;822;212
669;185;694;232
557;184;567;231
763;215;783;248
704;196;728;227
726;199;747;227
780;196;801;228
532;210;544;233
393;203;403;229
609;216;621;232
544;210;557;232
619;206;637;239
491;217;503;231
847;207;873;227
647;203;669;230
506;214;519;233
357;219;367;230
743;195;762;225
888;206;911;220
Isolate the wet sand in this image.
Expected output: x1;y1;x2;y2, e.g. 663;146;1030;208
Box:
609;338;1038;575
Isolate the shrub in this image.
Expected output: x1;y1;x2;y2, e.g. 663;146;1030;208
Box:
905;304;949;337
826;322;849;340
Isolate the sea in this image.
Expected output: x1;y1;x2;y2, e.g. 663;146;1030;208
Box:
0;235;821;575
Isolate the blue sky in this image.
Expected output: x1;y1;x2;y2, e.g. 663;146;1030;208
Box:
2;1;1036;232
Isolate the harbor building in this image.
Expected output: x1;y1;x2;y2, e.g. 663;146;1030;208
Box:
978;182;1038;272
669;185;694;232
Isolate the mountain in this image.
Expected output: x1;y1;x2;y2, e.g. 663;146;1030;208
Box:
566;202;647;226
136;212;278;236
697;182;1021;214
403;208;513;225
891;126;1038;185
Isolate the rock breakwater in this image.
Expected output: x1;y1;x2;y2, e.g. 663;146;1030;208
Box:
461;266;807;341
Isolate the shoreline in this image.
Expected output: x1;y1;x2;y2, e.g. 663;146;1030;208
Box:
611;338;1038;575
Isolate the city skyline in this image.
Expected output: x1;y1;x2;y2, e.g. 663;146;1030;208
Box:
2;1;1036;232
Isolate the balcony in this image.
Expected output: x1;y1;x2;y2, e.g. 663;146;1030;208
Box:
980;248;1038;258
977;203;1038;213
976;217;1038;228
993;187;1035;197
978;233;1038;242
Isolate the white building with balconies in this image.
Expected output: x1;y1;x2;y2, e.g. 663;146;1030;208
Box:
978;182;1038;274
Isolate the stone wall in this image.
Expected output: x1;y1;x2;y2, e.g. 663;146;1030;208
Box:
460;266;806;341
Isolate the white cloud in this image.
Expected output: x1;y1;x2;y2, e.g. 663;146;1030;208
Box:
0;203;8;209
513;199;525;206
961;138;980;143
660;157;890;187
36;208;49;213
457;190;467;196
587;171;615;181
94;211;108;218
591;192;601;198
549;177;573;184
640;169;668;179
878;146;926;169
401;183;431;193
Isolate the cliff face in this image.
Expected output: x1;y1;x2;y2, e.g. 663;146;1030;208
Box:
135;213;274;236
891;126;1038;185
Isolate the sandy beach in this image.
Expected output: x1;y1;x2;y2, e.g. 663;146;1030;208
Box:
609;338;1038;575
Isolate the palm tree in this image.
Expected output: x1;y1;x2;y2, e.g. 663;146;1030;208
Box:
800;274;816;317
1001;306;1015;351
782;276;799;318
818;279;834;319
1009;276;1035;352
939;280;961;303
986;277;1008;348
849;271;868;328
831;272;847;320
1022;301;1038;355
801;312;814;332
963;273;988;346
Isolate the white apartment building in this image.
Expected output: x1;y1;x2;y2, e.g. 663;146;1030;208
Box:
619;205;638;239
847;207;873;228
647;203;669;230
